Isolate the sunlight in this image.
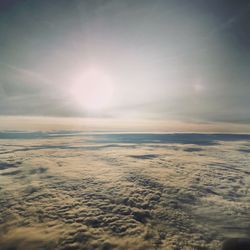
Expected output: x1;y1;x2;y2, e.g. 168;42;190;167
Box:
70;68;114;112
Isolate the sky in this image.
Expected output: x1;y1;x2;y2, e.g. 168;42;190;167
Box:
0;0;250;131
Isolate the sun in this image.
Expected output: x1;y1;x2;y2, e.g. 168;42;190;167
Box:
70;68;114;112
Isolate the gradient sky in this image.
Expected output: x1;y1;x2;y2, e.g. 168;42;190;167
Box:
0;0;250;126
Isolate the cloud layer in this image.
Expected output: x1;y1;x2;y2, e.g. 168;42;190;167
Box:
0;132;249;249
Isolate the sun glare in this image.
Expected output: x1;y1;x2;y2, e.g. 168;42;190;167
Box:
70;68;114;112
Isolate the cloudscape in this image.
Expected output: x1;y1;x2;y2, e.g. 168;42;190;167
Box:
0;1;250;250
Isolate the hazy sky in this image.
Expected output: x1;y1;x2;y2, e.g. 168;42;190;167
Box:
0;0;250;126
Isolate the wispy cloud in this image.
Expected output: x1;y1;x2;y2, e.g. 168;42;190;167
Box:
0;62;52;85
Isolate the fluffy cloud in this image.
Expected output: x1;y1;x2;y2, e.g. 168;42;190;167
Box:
0;132;249;249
